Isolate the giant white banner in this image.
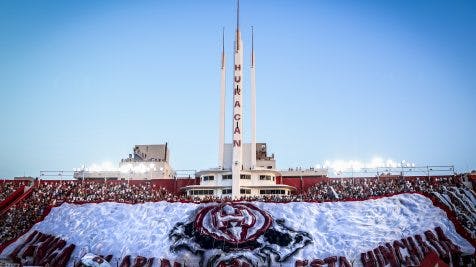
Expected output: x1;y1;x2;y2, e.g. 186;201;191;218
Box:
1;193;474;266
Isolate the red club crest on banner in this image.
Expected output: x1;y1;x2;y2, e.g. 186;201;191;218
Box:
194;203;272;244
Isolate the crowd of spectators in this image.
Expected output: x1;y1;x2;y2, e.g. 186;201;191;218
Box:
303;176;475;238
0;176;474;247
435;186;476;239
304;177;452;201
0;180;170;244
0;180;28;202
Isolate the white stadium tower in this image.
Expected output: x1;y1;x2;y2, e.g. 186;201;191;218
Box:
182;2;295;199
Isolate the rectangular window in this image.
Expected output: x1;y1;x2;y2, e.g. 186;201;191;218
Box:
240;189;251;194
240;174;251;180
259;175;272;180
222;174;232;180
259;189;286;195
191;189;214;195
203;175;215;181
222;189;232;194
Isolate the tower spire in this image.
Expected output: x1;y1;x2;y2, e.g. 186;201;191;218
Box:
251;26;254;67
221;27;225;69
236;0;240;51
250;26;257;169
237;0;240;31
218;27;226;169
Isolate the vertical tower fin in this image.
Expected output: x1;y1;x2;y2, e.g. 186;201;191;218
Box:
251;26;254;67
218;28;226;168
221;27;225;69
237;0;240;31
250;26;257;169
236;0;240;51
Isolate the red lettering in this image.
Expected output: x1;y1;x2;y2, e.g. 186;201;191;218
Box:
435;226;461;253
361;251;376;267
393;240;406;265
119;255;131;267
234;114;241;121
415;234;436;257
339;257;352;267
233;140;241;147
160;259;171;267
161;259;181;267
434;227;462;264
309;259;324;267
402;238;419;265
425;230;448;259
35;236;54;265
324;256;337;267
380;244;399;267
234;86;241;95
9;231;38;262
9;231;72;265
373;248;384;267
51;244;75;267
355;229;461;267
294;260;308;267
234;76;241;82
234;101;241;107
234;64;241;71
234;126;241;134
134;256;148;267
407;236;423;262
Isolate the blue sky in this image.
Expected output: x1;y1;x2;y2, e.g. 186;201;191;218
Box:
0;0;475;178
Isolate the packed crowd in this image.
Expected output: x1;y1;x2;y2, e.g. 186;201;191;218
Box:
0;180;28;202
304;176;475;238
304;176;455;201
0;180;170;244
0;176;474;246
434;186;476;239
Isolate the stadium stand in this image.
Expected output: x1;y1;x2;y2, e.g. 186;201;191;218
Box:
0;176;475;256
0;180;170;245
0;180;28;202
305;176;476;239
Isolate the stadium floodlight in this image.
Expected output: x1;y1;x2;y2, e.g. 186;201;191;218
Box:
136;163;147;174
119;163;133;173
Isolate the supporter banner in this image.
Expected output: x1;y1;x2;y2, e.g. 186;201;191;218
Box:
1;194;474;266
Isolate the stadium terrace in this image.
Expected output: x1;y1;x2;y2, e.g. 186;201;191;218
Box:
1;1;475;267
